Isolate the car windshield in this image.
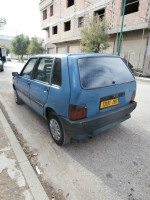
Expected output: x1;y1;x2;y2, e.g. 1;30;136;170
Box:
78;57;135;89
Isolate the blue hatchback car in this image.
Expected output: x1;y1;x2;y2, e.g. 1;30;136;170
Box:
12;53;137;145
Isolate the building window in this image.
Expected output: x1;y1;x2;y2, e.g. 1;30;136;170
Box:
47;28;50;38
78;17;84;28
67;0;74;7
64;21;71;31
50;5;53;16
94;8;105;20
122;0;139;15
53;26;58;34
43;9;47;20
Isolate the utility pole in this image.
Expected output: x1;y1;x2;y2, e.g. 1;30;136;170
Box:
118;0;126;56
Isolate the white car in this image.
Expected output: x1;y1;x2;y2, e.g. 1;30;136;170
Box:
7;56;11;61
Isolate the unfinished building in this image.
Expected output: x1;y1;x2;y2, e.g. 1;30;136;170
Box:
39;0;150;73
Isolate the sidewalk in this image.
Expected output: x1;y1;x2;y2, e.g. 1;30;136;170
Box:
135;76;150;83
0;109;49;200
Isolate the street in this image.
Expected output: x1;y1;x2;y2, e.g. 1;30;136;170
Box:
0;61;150;200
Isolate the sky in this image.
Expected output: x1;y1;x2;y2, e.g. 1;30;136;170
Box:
0;0;45;39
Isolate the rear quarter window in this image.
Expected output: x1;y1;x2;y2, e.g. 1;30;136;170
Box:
51;58;62;86
78;57;135;89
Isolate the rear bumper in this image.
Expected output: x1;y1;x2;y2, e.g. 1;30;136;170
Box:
60;101;137;139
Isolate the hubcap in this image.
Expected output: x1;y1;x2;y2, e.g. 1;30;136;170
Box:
49;119;61;141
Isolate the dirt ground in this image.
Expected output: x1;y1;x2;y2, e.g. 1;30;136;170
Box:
0;101;65;200
0;121;33;200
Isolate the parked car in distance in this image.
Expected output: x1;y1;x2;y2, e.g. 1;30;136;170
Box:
0;46;7;72
0;60;4;71
7;56;11;61
12;53;137;145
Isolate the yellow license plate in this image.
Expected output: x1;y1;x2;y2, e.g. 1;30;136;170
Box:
100;98;118;109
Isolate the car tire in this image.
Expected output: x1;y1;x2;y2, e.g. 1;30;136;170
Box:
14;89;23;105
48;112;71;146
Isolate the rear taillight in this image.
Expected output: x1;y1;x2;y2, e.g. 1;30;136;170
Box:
69;104;87;120
130;91;136;103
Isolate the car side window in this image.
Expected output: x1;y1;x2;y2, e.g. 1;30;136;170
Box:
51;58;62;86
34;58;54;84
22;58;37;79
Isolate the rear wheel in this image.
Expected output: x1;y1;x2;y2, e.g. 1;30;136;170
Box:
48;112;71;145
14;89;23;105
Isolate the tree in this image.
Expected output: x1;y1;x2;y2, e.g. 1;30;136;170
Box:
11;34;30;61
28;37;45;55
0;17;7;30
0;43;10;55
81;16;110;53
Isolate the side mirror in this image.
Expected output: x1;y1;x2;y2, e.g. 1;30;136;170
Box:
12;72;19;77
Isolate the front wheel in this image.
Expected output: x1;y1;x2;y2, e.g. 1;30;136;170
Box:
48;113;71;146
14;89;23;105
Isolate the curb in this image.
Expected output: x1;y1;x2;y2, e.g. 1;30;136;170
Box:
0;109;50;200
135;77;150;83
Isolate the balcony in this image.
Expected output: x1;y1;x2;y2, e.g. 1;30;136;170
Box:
39;0;54;11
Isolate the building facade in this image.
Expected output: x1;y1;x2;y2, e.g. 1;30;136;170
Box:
39;0;150;71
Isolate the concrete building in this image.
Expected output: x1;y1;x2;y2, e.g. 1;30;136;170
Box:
39;0;150;71
0;35;14;49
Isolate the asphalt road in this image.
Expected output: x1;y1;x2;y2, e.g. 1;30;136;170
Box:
0;61;150;200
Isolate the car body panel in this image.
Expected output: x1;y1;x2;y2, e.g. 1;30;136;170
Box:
43;56;71;118
17;76;31;105
61;101;137;139
30;80;50;116
68;56;136;118
12;53;137;140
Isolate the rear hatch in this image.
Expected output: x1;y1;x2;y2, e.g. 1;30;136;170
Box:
68;55;136;119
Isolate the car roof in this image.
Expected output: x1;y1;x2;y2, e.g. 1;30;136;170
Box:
30;53;119;59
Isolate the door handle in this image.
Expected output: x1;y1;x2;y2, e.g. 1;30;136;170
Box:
44;87;49;93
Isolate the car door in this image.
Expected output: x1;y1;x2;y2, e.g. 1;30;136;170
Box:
17;58;38;106
29;57;54;116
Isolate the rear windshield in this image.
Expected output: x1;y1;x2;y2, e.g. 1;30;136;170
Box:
78;57;134;89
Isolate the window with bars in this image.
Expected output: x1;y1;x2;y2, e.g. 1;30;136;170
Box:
94;8;105;20
64;21;71;31
43;9;47;20
122;0;139;15
53;26;58;34
50;5;53;16
78;17;84;28
67;0;74;8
